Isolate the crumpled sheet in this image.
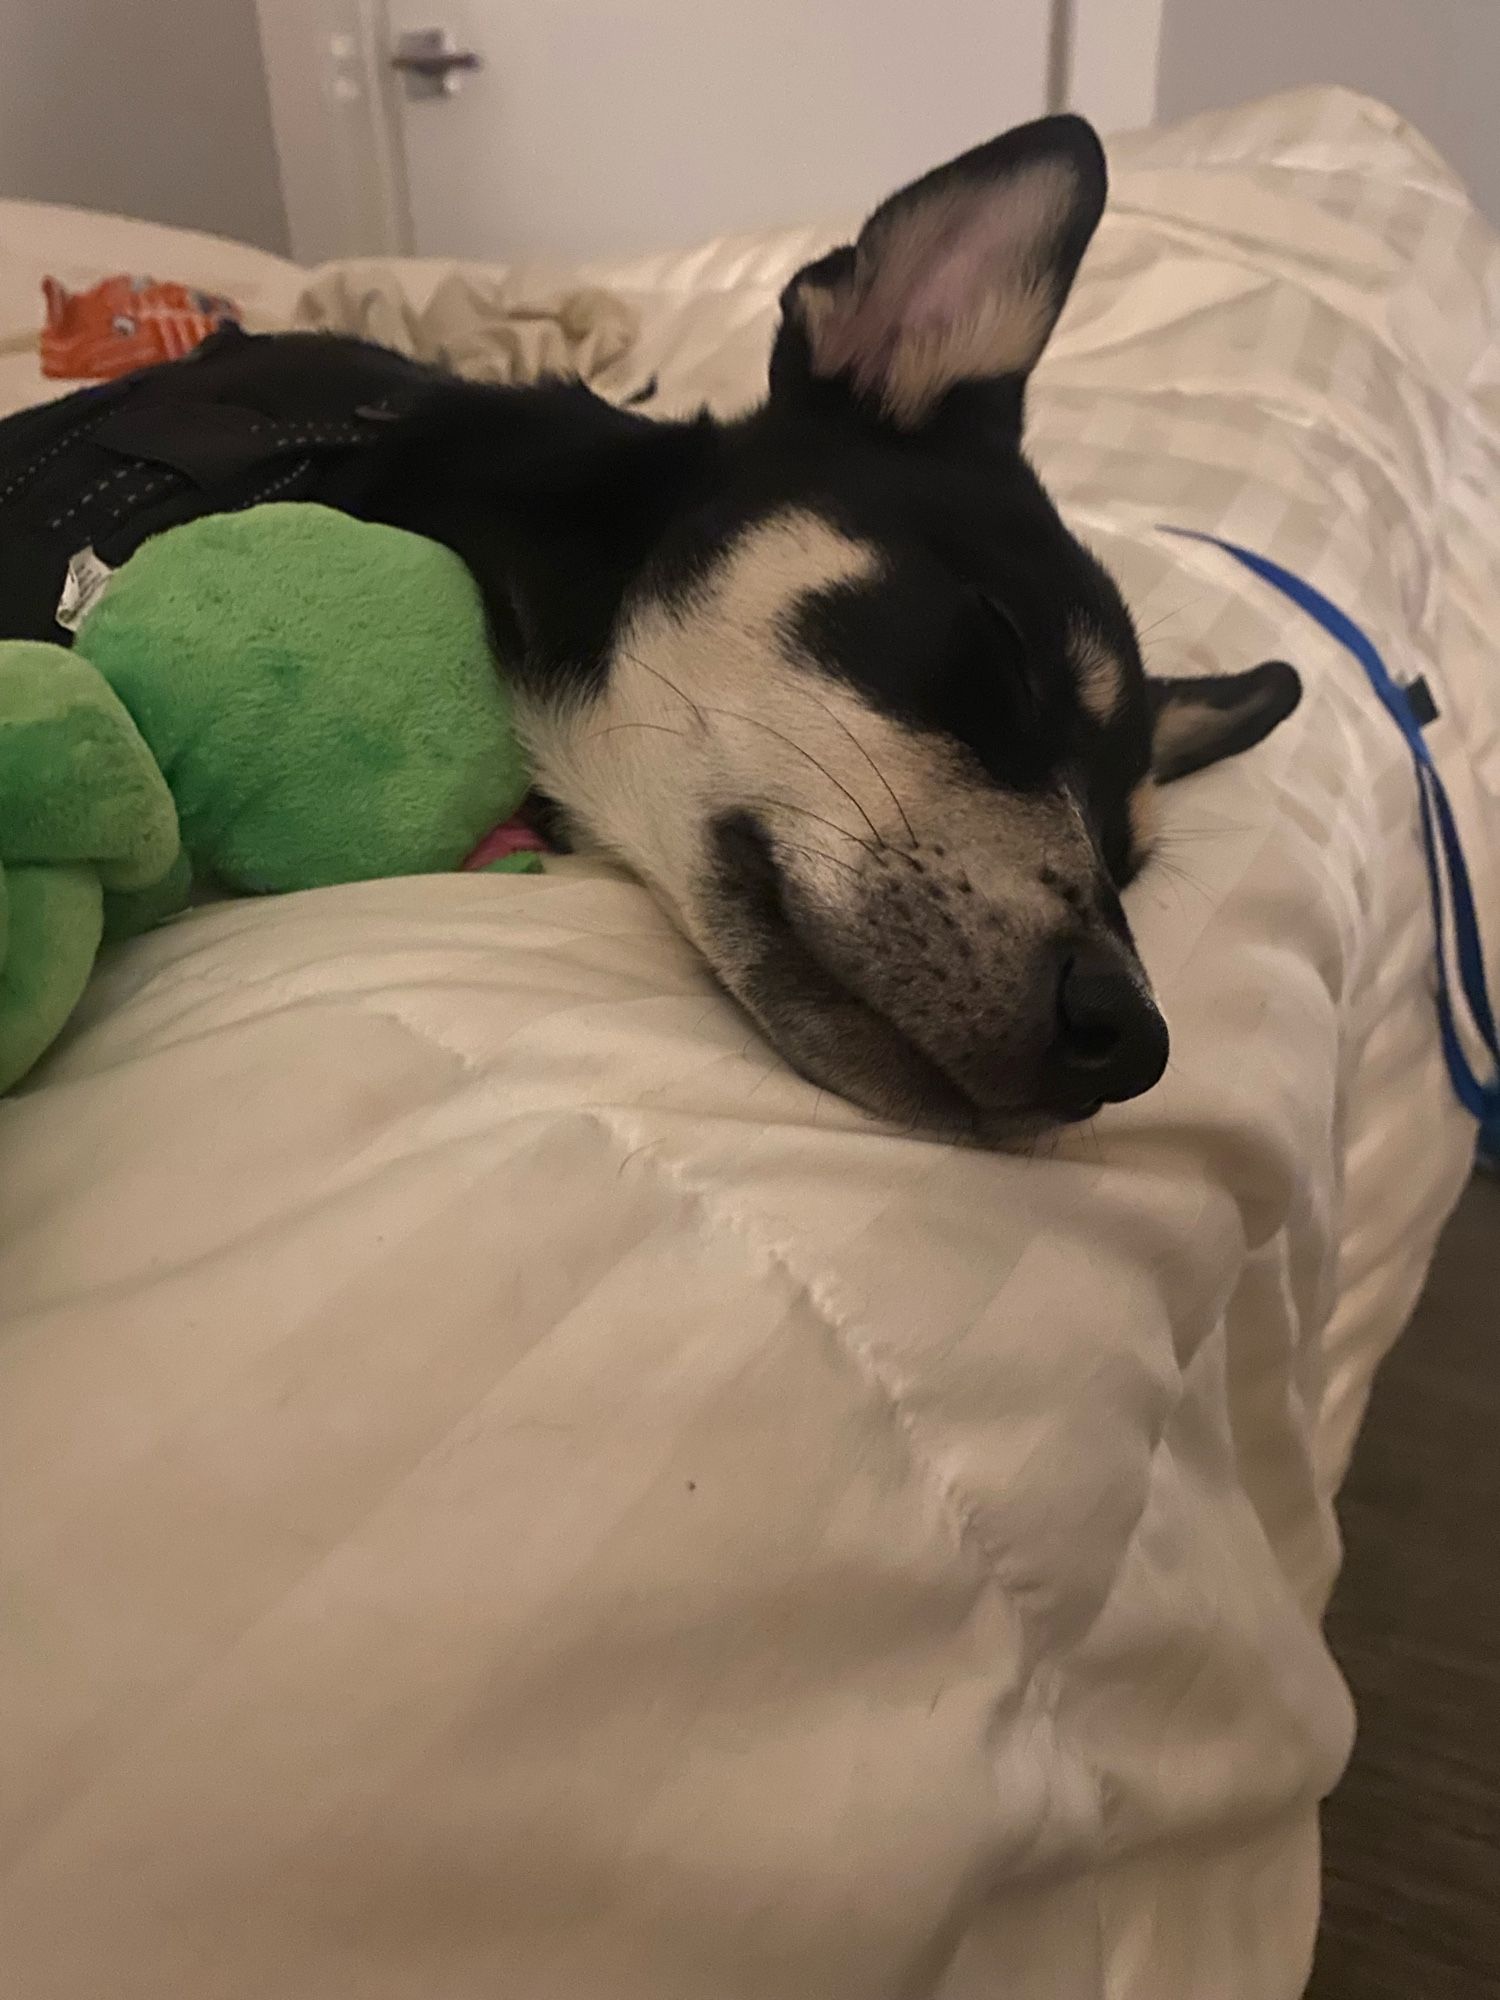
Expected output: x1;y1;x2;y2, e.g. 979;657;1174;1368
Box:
1;87;1498;2000
292;258;643;394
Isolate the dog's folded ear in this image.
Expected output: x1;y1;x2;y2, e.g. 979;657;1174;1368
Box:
770;113;1106;431
1148;660;1303;781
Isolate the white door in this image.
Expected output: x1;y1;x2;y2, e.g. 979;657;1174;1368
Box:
382;0;1056;263
260;0;1066;267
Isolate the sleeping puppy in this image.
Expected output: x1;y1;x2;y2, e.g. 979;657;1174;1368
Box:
351;113;1303;1144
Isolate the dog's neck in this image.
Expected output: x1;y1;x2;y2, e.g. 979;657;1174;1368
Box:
344;377;720;692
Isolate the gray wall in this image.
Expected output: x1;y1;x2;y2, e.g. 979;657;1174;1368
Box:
7;1;1496;257
1158;0;1500;224
0;0;288;252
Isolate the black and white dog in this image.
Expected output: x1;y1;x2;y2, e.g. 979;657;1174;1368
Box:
3;114;1300;1141
353;114;1299;1142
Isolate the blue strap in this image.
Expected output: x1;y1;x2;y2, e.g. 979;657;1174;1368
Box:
1162;526;1500;1136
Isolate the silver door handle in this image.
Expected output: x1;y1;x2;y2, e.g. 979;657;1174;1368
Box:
390;29;482;98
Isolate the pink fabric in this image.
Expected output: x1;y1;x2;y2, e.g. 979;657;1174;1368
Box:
462;819;549;870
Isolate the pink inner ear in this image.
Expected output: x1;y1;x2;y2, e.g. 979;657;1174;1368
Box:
899;234;1003;330
812;165;1071;384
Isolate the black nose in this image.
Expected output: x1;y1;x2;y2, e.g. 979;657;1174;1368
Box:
1052;946;1169;1110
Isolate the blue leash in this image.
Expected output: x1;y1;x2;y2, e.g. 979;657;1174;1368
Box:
1163;527;1500;1164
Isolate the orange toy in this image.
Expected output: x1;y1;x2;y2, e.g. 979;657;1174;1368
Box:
40;274;240;381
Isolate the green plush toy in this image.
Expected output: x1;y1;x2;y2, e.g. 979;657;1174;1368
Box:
0;503;536;1092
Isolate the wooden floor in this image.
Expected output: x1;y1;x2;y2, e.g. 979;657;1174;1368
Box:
1309;1172;1500;1999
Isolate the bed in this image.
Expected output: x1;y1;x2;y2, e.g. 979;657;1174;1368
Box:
2;87;1497;1999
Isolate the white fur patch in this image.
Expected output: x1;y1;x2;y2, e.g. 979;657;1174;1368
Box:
518;510;886;931
1071;621;1123;723
1128;779;1159;859
518;505;1094;957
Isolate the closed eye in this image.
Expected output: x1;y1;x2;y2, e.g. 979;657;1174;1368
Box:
978;591;1028;656
971;590;1041;727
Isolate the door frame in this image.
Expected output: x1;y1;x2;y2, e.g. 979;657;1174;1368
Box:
1064;0;1167;139
255;0;414;266
255;0;1166;266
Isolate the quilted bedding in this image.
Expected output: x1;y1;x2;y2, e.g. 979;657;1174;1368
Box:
2;89;1498;1999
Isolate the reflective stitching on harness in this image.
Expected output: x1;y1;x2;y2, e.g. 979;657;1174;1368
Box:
95;471;170;526
0;409;110;509
245;420;369;444
47;461;140;530
236;455;314;508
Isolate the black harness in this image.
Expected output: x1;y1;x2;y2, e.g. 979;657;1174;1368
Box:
0;328;445;644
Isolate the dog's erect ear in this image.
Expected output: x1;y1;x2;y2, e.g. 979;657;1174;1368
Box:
1149;661;1303;782
769;114;1106;429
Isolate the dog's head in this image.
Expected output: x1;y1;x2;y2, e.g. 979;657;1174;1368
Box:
369;115;1301;1143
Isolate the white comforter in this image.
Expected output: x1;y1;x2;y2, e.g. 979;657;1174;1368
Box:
2;89;1497;2000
